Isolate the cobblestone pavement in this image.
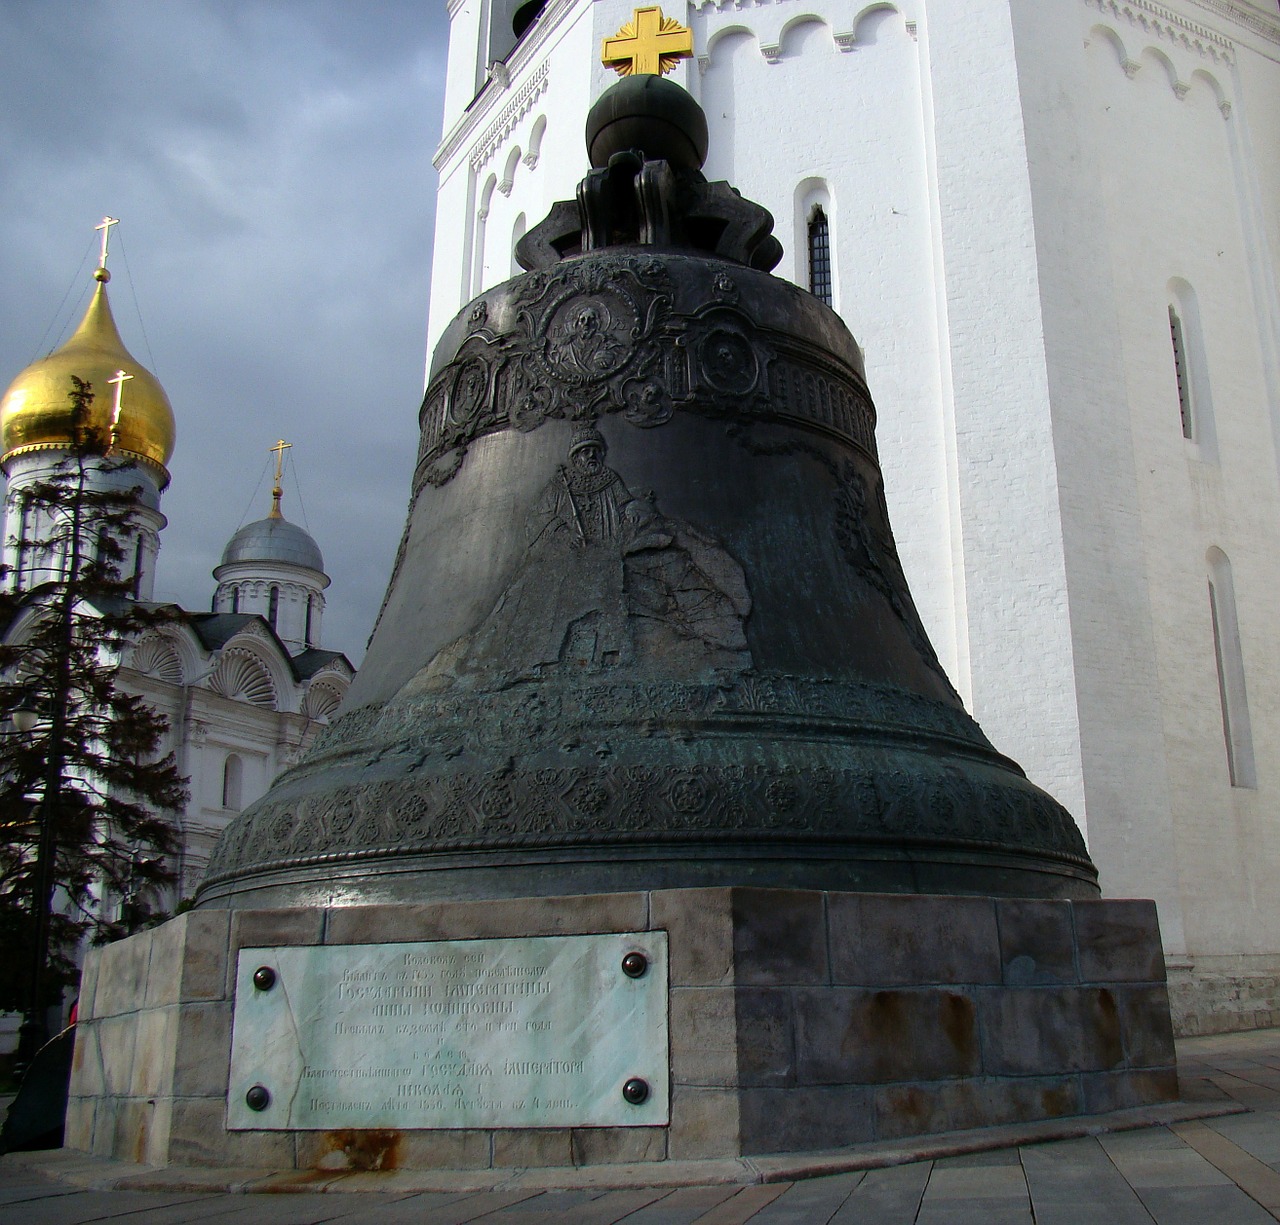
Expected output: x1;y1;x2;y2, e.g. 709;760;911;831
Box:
3;1028;1280;1223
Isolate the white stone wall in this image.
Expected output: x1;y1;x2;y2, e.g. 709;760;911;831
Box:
427;0;1280;1025
212;561;327;654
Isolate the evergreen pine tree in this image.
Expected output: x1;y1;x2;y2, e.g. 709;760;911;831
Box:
0;376;186;1025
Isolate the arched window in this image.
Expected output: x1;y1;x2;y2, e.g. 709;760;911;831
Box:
304;595;314;647
1207;548;1255;788
222;754;244;810
267;585;279;629
1168;306;1193;439
808;206;832;306
1168;279;1216;455
14;494;30;589
230;587;240;614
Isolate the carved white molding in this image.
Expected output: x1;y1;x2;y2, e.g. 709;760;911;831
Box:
760;41;782;62
1189;0;1280;45
469;61;550;171
1084;0;1236;63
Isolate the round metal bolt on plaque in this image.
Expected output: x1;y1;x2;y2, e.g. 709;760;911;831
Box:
621;951;648;978
245;1084;271;1111
622;1077;650;1105
252;966;276;991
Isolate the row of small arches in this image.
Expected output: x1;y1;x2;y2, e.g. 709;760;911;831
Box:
1088;24;1232;114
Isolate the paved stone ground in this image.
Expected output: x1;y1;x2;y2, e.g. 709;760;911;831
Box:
4;1028;1280;1223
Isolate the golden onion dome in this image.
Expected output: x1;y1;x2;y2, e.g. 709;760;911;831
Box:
0;269;175;483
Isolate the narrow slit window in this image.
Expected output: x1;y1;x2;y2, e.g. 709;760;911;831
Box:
132;538;144;598
808;207;832;306
222;754;243;810
1169;305;1193;439
1207;551;1256;788
230;587;240;614
304;595;314;647
267;585;280;629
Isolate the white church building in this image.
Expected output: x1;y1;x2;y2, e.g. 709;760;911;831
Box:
0;255;354;913
426;0;1280;1033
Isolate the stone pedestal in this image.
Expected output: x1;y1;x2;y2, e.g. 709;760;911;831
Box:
66;888;1176;1171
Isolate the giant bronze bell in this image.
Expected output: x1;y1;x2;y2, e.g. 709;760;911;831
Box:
198;76;1098;908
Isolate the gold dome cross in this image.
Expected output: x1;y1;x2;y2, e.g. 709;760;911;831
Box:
602;6;693;77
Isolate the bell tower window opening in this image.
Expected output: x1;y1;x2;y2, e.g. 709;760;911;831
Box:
1169;305;1193;439
808;206;832;306
267;585;279;630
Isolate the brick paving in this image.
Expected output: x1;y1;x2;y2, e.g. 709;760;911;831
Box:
3;1028;1279;1223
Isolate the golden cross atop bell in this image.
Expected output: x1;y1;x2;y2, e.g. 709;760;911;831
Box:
601;6;693;77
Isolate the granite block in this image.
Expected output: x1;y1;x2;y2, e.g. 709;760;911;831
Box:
874;1075;1081;1140
294;1127;472;1171
323;903;439;945
168;1097;294;1168
571;1126;667;1165
130;1004;178;1097
651;889;734;986
997;899;1077;985
1115;984;1177;1068
112;1096;172;1167
63;1095;95;1151
739;1085;873;1153
829;894;1001;986
69;1023;105;1098
795;987;980;1083
325;893;648;946
1081;1067;1179;1113
441;893;648;939
395;1129;493;1170
91;1096;118;1157
493;1126;573;1167
670;987;738;1086
667;1085;740;1160
736;987;795;1088
142;918;186;1009
732;889;827;985
1074;900;1166;983
979;987;1122;1076
94;928;152;1017
98;1016;137;1096
77;948;101;1021
177;910;231;1002
172;1001;233;1097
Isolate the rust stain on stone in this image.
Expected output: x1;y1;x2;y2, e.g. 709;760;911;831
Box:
318;1129;402;1171
941;992;976;1057
1040;1084;1077;1117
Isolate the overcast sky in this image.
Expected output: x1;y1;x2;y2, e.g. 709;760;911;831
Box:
0;0;451;662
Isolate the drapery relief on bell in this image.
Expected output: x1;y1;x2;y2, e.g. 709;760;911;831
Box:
197;75;1097;908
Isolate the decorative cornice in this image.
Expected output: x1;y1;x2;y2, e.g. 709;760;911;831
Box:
1190;0;1280;45
436;0;576;173
1084;0;1236;61
464;60;551;173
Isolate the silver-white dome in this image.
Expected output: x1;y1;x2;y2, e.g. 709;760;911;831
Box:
220;516;325;573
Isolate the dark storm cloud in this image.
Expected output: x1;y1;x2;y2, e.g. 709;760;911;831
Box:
0;0;449;661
